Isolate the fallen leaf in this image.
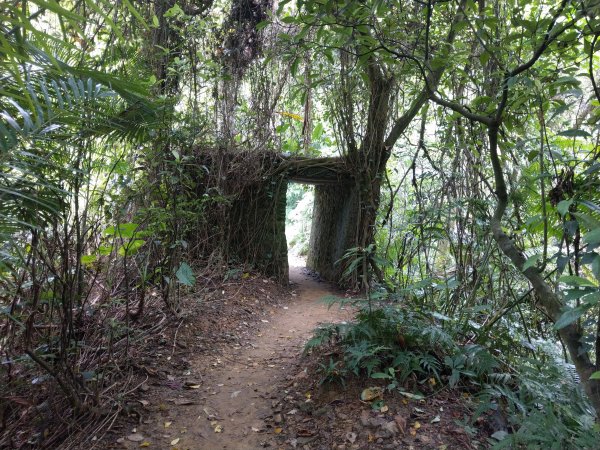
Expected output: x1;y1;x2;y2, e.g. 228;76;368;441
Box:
172;399;195;405
127;433;144;442
231;390;241;398
164;422;172;428
251;427;261;432
214;424;223;433
139;442;150;448
138;400;150;406
274;427;283;434
296;429;314;437
203;407;218;419
185;384;201;389
394;415;407;434
431;415;441;424
414;421;421;430
399;391;424;400
380;405;389;413
345;432;357;443
360;387;383;402
170;438;180;445
410;428;417;436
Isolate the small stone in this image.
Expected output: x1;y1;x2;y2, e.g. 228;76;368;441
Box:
345;432;357;443
360;410;371;427
126;433;144;442
416;434;431;444
381;421;399;436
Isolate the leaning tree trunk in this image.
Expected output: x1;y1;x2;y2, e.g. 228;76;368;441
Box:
487;125;600;419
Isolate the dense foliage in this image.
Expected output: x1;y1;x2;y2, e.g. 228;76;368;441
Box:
1;0;600;447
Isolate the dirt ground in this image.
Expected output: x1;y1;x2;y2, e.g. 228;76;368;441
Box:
91;260;488;450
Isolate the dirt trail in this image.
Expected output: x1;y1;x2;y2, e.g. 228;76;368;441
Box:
122;263;350;450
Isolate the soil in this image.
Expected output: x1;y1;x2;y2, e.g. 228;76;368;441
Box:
91;259;489;450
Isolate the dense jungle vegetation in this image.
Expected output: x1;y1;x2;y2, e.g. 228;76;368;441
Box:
2;0;600;447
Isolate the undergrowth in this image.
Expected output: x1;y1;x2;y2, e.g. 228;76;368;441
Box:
305;294;600;449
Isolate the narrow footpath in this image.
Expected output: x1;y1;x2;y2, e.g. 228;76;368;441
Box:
119;262;350;450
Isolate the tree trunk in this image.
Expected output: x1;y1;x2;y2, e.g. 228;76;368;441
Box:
307;183;357;281
487;126;600;418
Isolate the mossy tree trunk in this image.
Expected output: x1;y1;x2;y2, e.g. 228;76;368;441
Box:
227;175;289;283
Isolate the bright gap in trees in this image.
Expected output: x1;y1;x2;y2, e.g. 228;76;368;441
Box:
285;183;314;270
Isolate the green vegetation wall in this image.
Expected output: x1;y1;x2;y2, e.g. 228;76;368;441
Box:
188;150;289;283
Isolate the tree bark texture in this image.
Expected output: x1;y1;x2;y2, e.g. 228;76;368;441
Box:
307;183;357;281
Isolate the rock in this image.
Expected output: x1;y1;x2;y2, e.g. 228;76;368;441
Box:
313;405;330;417
360;410;371;427
416;434;432;444
360;410;387;428
273;413;283;424
381;421;400;436
126;433;144;442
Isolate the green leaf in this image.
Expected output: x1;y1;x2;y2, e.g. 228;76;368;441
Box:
103;223;139;239
81;254;97;265
557;129;592;138
592;255;600;280
122;0;149;28
99;245;113;256
584;228;600;246
590;371;600;380
371;372;392;379
559;275;597;287
554;306;586;330
175;262;195;286
118;239;145;256
556;199;572;217
256;20;269;30
523;254;541;271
